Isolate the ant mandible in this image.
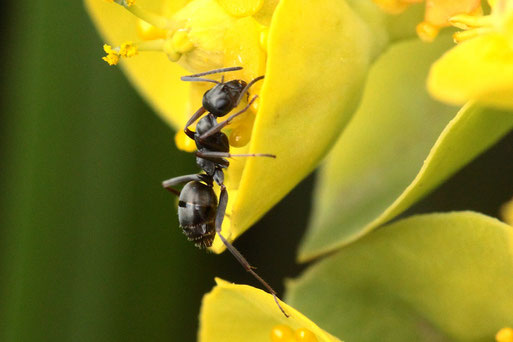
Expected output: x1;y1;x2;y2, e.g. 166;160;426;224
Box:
162;67;289;317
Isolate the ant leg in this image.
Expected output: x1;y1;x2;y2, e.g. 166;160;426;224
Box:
184;107;207;139
199;95;258;141
235;75;264;106
181;66;243;80
215;184;228;231
214;187;289;318
162;173;212;196
196;151;276;159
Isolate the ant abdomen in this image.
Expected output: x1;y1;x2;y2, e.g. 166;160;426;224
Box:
178;181;217;248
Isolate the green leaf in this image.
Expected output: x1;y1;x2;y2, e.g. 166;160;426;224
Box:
287;212;513;342
298;37;513;262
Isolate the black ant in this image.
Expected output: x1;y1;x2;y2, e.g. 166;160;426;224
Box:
162;67;289;317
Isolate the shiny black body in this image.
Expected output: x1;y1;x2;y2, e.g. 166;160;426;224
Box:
203;80;246;116
177;181;217;248
162;67;288;317
194;115;230;185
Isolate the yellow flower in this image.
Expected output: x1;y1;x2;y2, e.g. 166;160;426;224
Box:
372;0;482;41
198;279;341;342
85;0;384;252
428;0;513;109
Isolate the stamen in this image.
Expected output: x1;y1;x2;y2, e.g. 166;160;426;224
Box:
453;27;493;43
450;13;494;29
135;39;166;52
102;40;166;65
119;41;138;57
137;19;167;41
124;4;170;30
102;44;120;65
106;0;171;30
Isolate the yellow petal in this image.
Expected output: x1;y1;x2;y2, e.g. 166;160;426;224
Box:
428;33;513;109
210;0;379;252
198;279;341;342
84;0;191;129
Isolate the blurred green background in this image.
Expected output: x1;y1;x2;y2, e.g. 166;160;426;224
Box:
0;1;511;341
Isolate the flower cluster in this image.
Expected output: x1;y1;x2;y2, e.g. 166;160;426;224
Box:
87;0;513;340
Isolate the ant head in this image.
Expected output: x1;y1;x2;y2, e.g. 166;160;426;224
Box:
202;80;247;117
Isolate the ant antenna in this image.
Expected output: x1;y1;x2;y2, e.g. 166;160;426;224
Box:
217;231;289;318
181;66;243;79
180;77;220;84
180;66;243;83
236;75;264;105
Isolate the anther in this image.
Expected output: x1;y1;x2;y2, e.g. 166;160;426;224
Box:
102;44;120;65
102;42;139;65
119;41;138;57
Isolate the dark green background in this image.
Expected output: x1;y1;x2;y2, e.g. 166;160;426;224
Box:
0;1;511;341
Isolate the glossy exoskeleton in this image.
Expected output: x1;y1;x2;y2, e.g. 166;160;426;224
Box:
162;67;288;317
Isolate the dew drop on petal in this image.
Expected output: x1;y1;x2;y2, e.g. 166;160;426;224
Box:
270;324;295;342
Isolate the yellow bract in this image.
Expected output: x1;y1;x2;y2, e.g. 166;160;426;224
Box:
428;0;513;109
198;279;340;342
85;0;382;253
